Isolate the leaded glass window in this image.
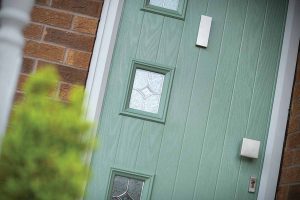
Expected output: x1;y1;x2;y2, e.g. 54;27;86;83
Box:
129;69;165;114
111;176;144;200
107;169;153;200
121;60;174;123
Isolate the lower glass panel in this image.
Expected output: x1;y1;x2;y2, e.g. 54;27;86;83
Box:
111;176;144;200
107;169;154;200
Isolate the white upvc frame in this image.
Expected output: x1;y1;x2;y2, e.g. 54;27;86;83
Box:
85;0;124;130
84;0;300;199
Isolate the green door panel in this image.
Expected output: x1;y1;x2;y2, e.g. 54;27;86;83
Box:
213;0;269;199
85;0;288;199
234;0;288;198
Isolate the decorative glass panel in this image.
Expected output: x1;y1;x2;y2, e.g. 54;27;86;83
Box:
111;176;144;200
121;60;174;123
149;0;179;11
129;69;165;114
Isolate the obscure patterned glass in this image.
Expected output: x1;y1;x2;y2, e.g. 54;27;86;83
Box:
149;0;179;11
111;176;144;200
129;69;165;114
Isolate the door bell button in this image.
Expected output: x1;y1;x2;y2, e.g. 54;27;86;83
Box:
240;138;260;159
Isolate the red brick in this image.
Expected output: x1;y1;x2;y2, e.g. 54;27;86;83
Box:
65;49;91;69
14;91;24;103
281;167;300;184
52;0;103;18
291;83;300;115
288;184;300;200
296;72;300;85
24;41;65;63
276;185;289;200
72;16;98;34
293;150;300;165
286;132;300;149
17;74;29;91
282;149;300;167
22;58;35;74
287;116;300;134
44;28;95;52
296;58;300;83
36;0;50;6
37;61;88;85
282;150;294;167
291;97;300;117
59;83;73;101
23;23;44;40
280;168;288;185
31;7;73;29
292;83;300;101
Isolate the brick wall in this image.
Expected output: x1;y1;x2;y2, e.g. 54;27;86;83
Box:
16;0;104;101
276;47;300;200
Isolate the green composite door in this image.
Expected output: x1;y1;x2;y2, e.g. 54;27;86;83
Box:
85;0;288;199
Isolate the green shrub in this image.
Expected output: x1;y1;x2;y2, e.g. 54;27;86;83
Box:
0;67;94;200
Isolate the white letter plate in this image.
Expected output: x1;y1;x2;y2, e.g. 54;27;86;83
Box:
196;15;212;47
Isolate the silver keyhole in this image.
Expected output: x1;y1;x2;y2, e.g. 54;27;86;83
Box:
248;176;257;193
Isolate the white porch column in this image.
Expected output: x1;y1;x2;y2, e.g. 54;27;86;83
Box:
0;0;34;140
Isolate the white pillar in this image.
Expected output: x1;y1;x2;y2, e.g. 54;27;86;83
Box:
0;0;34;140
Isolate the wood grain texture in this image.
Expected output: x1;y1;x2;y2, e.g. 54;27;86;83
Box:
135;17;184;174
213;0;268;199
193;0;249;199
235;0;288;199
172;0;229;199
150;0;208;198
114;12;164;169
84;0;145;199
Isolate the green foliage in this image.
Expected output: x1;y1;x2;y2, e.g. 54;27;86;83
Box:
0;66;94;200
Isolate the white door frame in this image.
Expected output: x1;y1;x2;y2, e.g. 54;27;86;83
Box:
84;0;300;199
